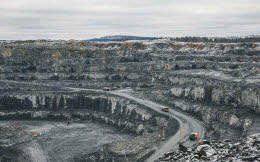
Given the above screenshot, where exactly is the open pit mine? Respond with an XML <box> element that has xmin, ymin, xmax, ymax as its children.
<box><xmin>0</xmin><ymin>39</ymin><xmax>260</xmax><ymax>162</ymax></box>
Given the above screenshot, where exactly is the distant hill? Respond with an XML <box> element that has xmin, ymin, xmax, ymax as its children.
<box><xmin>85</xmin><ymin>35</ymin><xmax>159</xmax><ymax>42</ymax></box>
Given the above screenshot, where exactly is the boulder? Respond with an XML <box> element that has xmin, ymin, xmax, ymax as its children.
<box><xmin>205</xmin><ymin>148</ymin><xmax>217</xmax><ymax>157</ymax></box>
<box><xmin>199</xmin><ymin>149</ymin><xmax>207</xmax><ymax>157</ymax></box>
<box><xmin>187</xmin><ymin>148</ymin><xmax>192</xmax><ymax>153</ymax></box>
<box><xmin>229</xmin><ymin>144</ymin><xmax>236</xmax><ymax>149</ymax></box>
<box><xmin>179</xmin><ymin>144</ymin><xmax>188</xmax><ymax>152</ymax></box>
<box><xmin>191</xmin><ymin>154</ymin><xmax>199</xmax><ymax>159</ymax></box>
<box><xmin>164</xmin><ymin>156</ymin><xmax>172</xmax><ymax>161</ymax></box>
<box><xmin>196</xmin><ymin>144</ymin><xmax>210</xmax><ymax>152</ymax></box>
<box><xmin>164</xmin><ymin>152</ymin><xmax>174</xmax><ymax>157</ymax></box>
<box><xmin>224</xmin><ymin>139</ymin><xmax>231</xmax><ymax>142</ymax></box>
<box><xmin>200</xmin><ymin>155</ymin><xmax>209</xmax><ymax>161</ymax></box>
<box><xmin>253</xmin><ymin>140</ymin><xmax>260</xmax><ymax>146</ymax></box>
<box><xmin>202</xmin><ymin>140</ymin><xmax>211</xmax><ymax>145</ymax></box>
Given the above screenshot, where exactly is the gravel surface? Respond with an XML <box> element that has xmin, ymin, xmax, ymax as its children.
<box><xmin>0</xmin><ymin>121</ymin><xmax>133</xmax><ymax>162</ymax></box>
<box><xmin>157</xmin><ymin>133</ymin><xmax>260</xmax><ymax>162</ymax></box>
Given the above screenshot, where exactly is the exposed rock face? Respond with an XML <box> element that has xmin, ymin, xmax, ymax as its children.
<box><xmin>0</xmin><ymin>39</ymin><xmax>260</xmax><ymax>161</ymax></box>
<box><xmin>0</xmin><ymin>91</ymin><xmax>178</xmax><ymax>136</ymax></box>
<box><xmin>0</xmin><ymin>90</ymin><xmax>179</xmax><ymax>161</ymax></box>
<box><xmin>156</xmin><ymin>133</ymin><xmax>260</xmax><ymax>162</ymax></box>
<box><xmin>0</xmin><ymin>40</ymin><xmax>259</xmax><ymax>132</ymax></box>
<box><xmin>148</xmin><ymin>85</ymin><xmax>258</xmax><ymax>131</ymax></box>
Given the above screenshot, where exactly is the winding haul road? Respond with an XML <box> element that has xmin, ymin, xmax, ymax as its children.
<box><xmin>0</xmin><ymin>80</ymin><xmax>205</xmax><ymax>161</ymax></box>
<box><xmin>70</xmin><ymin>88</ymin><xmax>206</xmax><ymax>162</ymax></box>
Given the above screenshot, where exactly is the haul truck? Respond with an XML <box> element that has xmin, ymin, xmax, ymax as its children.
<box><xmin>161</xmin><ymin>107</ymin><xmax>170</xmax><ymax>112</ymax></box>
<box><xmin>189</xmin><ymin>132</ymin><xmax>198</xmax><ymax>140</ymax></box>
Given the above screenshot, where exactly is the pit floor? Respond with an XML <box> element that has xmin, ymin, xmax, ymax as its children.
<box><xmin>1</xmin><ymin>121</ymin><xmax>133</xmax><ymax>162</ymax></box>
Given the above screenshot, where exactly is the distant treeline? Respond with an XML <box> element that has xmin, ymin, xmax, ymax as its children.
<box><xmin>170</xmin><ymin>36</ymin><xmax>260</xmax><ymax>43</ymax></box>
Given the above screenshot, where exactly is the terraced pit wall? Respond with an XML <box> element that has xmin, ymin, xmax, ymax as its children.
<box><xmin>0</xmin><ymin>40</ymin><xmax>260</xmax><ymax>134</ymax></box>
<box><xmin>0</xmin><ymin>90</ymin><xmax>179</xmax><ymax>161</ymax></box>
<box><xmin>0</xmin><ymin>92</ymin><xmax>178</xmax><ymax>136</ymax></box>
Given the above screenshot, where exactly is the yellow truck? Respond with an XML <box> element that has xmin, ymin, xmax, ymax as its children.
<box><xmin>189</xmin><ymin>132</ymin><xmax>198</xmax><ymax>140</ymax></box>
<box><xmin>33</xmin><ymin>132</ymin><xmax>37</xmax><ymax>137</ymax></box>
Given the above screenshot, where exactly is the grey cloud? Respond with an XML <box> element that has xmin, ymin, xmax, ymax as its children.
<box><xmin>0</xmin><ymin>0</ymin><xmax>259</xmax><ymax>40</ymax></box>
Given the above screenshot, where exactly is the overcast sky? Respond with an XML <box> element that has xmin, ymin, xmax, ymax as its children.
<box><xmin>0</xmin><ymin>0</ymin><xmax>260</xmax><ymax>40</ymax></box>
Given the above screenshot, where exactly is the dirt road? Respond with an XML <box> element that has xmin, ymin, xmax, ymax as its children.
<box><xmin>0</xmin><ymin>80</ymin><xmax>205</xmax><ymax>161</ymax></box>
<box><xmin>70</xmin><ymin>88</ymin><xmax>206</xmax><ymax>161</ymax></box>
<box><xmin>27</xmin><ymin>141</ymin><xmax>47</xmax><ymax>162</ymax></box>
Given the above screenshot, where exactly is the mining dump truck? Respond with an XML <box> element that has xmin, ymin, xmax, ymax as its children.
<box><xmin>33</xmin><ymin>132</ymin><xmax>37</xmax><ymax>137</ymax></box>
<box><xmin>103</xmin><ymin>87</ymin><xmax>117</xmax><ymax>91</ymax></box>
<box><xmin>161</xmin><ymin>107</ymin><xmax>170</xmax><ymax>112</ymax></box>
<box><xmin>189</xmin><ymin>132</ymin><xmax>198</xmax><ymax>140</ymax></box>
<box><xmin>103</xmin><ymin>87</ymin><xmax>110</xmax><ymax>91</ymax></box>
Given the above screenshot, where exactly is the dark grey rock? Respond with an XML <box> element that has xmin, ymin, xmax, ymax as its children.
<box><xmin>202</xmin><ymin>140</ymin><xmax>211</xmax><ymax>145</ymax></box>
<box><xmin>224</xmin><ymin>139</ymin><xmax>231</xmax><ymax>142</ymax></box>
<box><xmin>253</xmin><ymin>140</ymin><xmax>260</xmax><ymax>146</ymax></box>
<box><xmin>179</xmin><ymin>144</ymin><xmax>188</xmax><ymax>152</ymax></box>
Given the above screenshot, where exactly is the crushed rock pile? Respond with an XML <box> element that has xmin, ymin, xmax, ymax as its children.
<box><xmin>157</xmin><ymin>133</ymin><xmax>260</xmax><ymax>162</ymax></box>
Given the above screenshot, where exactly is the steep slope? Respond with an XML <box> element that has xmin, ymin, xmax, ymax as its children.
<box><xmin>0</xmin><ymin>39</ymin><xmax>260</xmax><ymax>161</ymax></box>
<box><xmin>0</xmin><ymin>39</ymin><xmax>259</xmax><ymax>134</ymax></box>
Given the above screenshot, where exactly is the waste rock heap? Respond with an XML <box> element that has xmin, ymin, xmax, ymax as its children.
<box><xmin>157</xmin><ymin>133</ymin><xmax>260</xmax><ymax>162</ymax></box>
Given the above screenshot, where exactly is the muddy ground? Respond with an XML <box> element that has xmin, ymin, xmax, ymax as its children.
<box><xmin>0</xmin><ymin>121</ymin><xmax>133</xmax><ymax>162</ymax></box>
